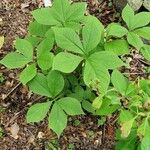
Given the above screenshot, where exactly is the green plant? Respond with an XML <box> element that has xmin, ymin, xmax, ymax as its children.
<box><xmin>0</xmin><ymin>0</ymin><xmax>150</xmax><ymax>148</ymax></box>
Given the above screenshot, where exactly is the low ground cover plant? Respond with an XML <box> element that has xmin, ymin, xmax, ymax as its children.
<box><xmin>0</xmin><ymin>0</ymin><xmax>150</xmax><ymax>149</ymax></box>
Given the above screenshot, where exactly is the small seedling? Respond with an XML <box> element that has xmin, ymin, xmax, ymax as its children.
<box><xmin>0</xmin><ymin>73</ymin><xmax>5</xmax><ymax>83</ymax></box>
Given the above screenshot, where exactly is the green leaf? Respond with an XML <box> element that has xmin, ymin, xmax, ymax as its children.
<box><xmin>104</xmin><ymin>40</ymin><xmax>129</xmax><ymax>55</ymax></box>
<box><xmin>92</xmin><ymin>96</ymin><xmax>103</xmax><ymax>109</ymax></box>
<box><xmin>125</xmin><ymin>83</ymin><xmax>137</xmax><ymax>96</ymax></box>
<box><xmin>52</xmin><ymin>0</ymin><xmax>70</xmax><ymax>22</ymax></box>
<box><xmin>28</xmin><ymin>21</ymin><xmax>50</xmax><ymax>37</ymax></box>
<box><xmin>28</xmin><ymin>73</ymin><xmax>52</xmax><ymax>97</ymax></box>
<box><xmin>106</xmin><ymin>90</ymin><xmax>121</xmax><ymax>105</ymax></box>
<box><xmin>37</xmin><ymin>37</ymin><xmax>54</xmax><ymax>56</ymax></box>
<box><xmin>15</xmin><ymin>38</ymin><xmax>33</xmax><ymax>60</ymax></box>
<box><xmin>53</xmin><ymin>52</ymin><xmax>83</xmax><ymax>73</ymax></box>
<box><xmin>139</xmin><ymin>80</ymin><xmax>150</xmax><ymax>97</ymax></box>
<box><xmin>0</xmin><ymin>52</ymin><xmax>30</xmax><ymax>69</ymax></box>
<box><xmin>68</xmin><ymin>85</ymin><xmax>84</xmax><ymax>101</ymax></box>
<box><xmin>82</xmin><ymin>16</ymin><xmax>104</xmax><ymax>53</ymax></box>
<box><xmin>138</xmin><ymin>118</ymin><xmax>150</xmax><ymax>137</ymax></box>
<box><xmin>111</xmin><ymin>70</ymin><xmax>128</xmax><ymax>95</ymax></box>
<box><xmin>37</xmin><ymin>38</ymin><xmax>54</xmax><ymax>70</ymax></box>
<box><xmin>65</xmin><ymin>21</ymin><xmax>81</xmax><ymax>32</ymax></box>
<box><xmin>131</xmin><ymin>12</ymin><xmax>150</xmax><ymax>30</ymax></box>
<box><xmin>106</xmin><ymin>23</ymin><xmax>128</xmax><ymax>38</ymax></box>
<box><xmin>48</xmin><ymin>103</ymin><xmax>67</xmax><ymax>137</ymax></box>
<box><xmin>141</xmin><ymin>137</ymin><xmax>150</xmax><ymax>150</ymax></box>
<box><xmin>47</xmin><ymin>71</ymin><xmax>64</xmax><ymax>97</ymax></box>
<box><xmin>96</xmin><ymin>98</ymin><xmax>119</xmax><ymax>115</ymax></box>
<box><xmin>115</xmin><ymin>130</ymin><xmax>137</xmax><ymax>150</ymax></box>
<box><xmin>82</xmin><ymin>100</ymin><xmax>95</xmax><ymax>114</ymax></box>
<box><xmin>66</xmin><ymin>2</ymin><xmax>86</xmax><ymax>22</ymax></box>
<box><xmin>32</xmin><ymin>8</ymin><xmax>60</xmax><ymax>25</ymax></box>
<box><xmin>134</xmin><ymin>27</ymin><xmax>150</xmax><ymax>40</ymax></box>
<box><xmin>26</xmin><ymin>36</ymin><xmax>41</xmax><ymax>47</ymax></box>
<box><xmin>26</xmin><ymin>101</ymin><xmax>52</xmax><ymax>123</ymax></box>
<box><xmin>19</xmin><ymin>64</ymin><xmax>37</xmax><ymax>85</ymax></box>
<box><xmin>122</xmin><ymin>4</ymin><xmax>134</xmax><ymax>29</ymax></box>
<box><xmin>57</xmin><ymin>97</ymin><xmax>84</xmax><ymax>115</ymax></box>
<box><xmin>127</xmin><ymin>32</ymin><xmax>143</xmax><ymax>50</ymax></box>
<box><xmin>88</xmin><ymin>51</ymin><xmax>125</xmax><ymax>69</ymax></box>
<box><xmin>53</xmin><ymin>27</ymin><xmax>83</xmax><ymax>54</ymax></box>
<box><xmin>38</xmin><ymin>52</ymin><xmax>54</xmax><ymax>70</ymax></box>
<box><xmin>84</xmin><ymin>61</ymin><xmax>110</xmax><ymax>94</ymax></box>
<box><xmin>141</xmin><ymin>45</ymin><xmax>150</xmax><ymax>62</ymax></box>
<box><xmin>119</xmin><ymin>110</ymin><xmax>134</xmax><ymax>123</ymax></box>
<box><xmin>121</xmin><ymin>118</ymin><xmax>135</xmax><ymax>138</ymax></box>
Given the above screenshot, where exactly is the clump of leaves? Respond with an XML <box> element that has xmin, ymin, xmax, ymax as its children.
<box><xmin>0</xmin><ymin>0</ymin><xmax>150</xmax><ymax>148</ymax></box>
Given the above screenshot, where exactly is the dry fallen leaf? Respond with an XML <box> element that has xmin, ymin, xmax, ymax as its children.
<box><xmin>10</xmin><ymin>123</ymin><xmax>20</xmax><ymax>139</ymax></box>
<box><xmin>37</xmin><ymin>131</ymin><xmax>44</xmax><ymax>139</ymax></box>
<box><xmin>0</xmin><ymin>36</ymin><xmax>4</xmax><ymax>49</ymax></box>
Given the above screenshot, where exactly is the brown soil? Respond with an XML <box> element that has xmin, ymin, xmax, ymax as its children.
<box><xmin>0</xmin><ymin>0</ymin><xmax>149</xmax><ymax>150</ymax></box>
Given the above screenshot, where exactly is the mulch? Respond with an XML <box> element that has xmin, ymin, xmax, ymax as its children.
<box><xmin>0</xmin><ymin>0</ymin><xmax>149</xmax><ymax>150</ymax></box>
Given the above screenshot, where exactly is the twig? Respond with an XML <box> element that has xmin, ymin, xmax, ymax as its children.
<box><xmin>34</xmin><ymin>96</ymin><xmax>46</xmax><ymax>103</ymax></box>
<box><xmin>123</xmin><ymin>72</ymin><xmax>150</xmax><ymax>75</ymax></box>
<box><xmin>3</xmin><ymin>82</ymin><xmax>21</xmax><ymax>100</ymax></box>
<box><xmin>138</xmin><ymin>59</ymin><xmax>150</xmax><ymax>66</ymax></box>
